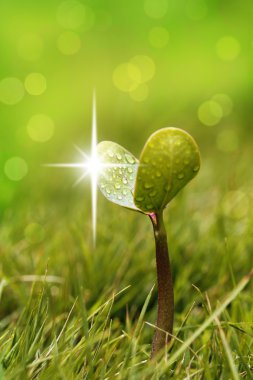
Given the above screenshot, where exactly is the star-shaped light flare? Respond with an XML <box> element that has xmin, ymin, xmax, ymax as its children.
<box><xmin>44</xmin><ymin>94</ymin><xmax>134</xmax><ymax>246</ymax></box>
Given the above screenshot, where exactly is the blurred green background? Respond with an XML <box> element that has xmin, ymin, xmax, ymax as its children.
<box><xmin>1</xmin><ymin>3</ymin><xmax>253</xmax><ymax>377</ymax></box>
<box><xmin>0</xmin><ymin>0</ymin><xmax>252</xmax><ymax>215</ymax></box>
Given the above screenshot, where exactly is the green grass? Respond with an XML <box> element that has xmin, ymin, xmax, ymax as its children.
<box><xmin>0</xmin><ymin>149</ymin><xmax>253</xmax><ymax>379</ymax></box>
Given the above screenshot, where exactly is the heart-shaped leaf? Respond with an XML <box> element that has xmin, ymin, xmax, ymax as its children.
<box><xmin>96</xmin><ymin>141</ymin><xmax>139</xmax><ymax>210</ymax></box>
<box><xmin>134</xmin><ymin>128</ymin><xmax>200</xmax><ymax>213</ymax></box>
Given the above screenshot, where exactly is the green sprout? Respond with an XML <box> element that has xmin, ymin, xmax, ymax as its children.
<box><xmin>97</xmin><ymin>127</ymin><xmax>200</xmax><ymax>357</ymax></box>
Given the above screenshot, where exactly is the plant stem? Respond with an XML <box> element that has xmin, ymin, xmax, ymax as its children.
<box><xmin>149</xmin><ymin>211</ymin><xmax>174</xmax><ymax>358</ymax></box>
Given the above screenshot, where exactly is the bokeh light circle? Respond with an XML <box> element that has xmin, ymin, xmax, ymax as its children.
<box><xmin>27</xmin><ymin>114</ymin><xmax>55</xmax><ymax>142</ymax></box>
<box><xmin>57</xmin><ymin>31</ymin><xmax>81</xmax><ymax>55</ymax></box>
<box><xmin>216</xmin><ymin>36</ymin><xmax>240</xmax><ymax>61</ymax></box>
<box><xmin>24</xmin><ymin>73</ymin><xmax>47</xmax><ymax>96</ymax></box>
<box><xmin>24</xmin><ymin>223</ymin><xmax>45</xmax><ymax>244</ymax></box>
<box><xmin>148</xmin><ymin>27</ymin><xmax>169</xmax><ymax>48</ymax></box>
<box><xmin>4</xmin><ymin>157</ymin><xmax>28</xmax><ymax>181</ymax></box>
<box><xmin>57</xmin><ymin>0</ymin><xmax>95</xmax><ymax>30</ymax></box>
<box><xmin>144</xmin><ymin>0</ymin><xmax>168</xmax><ymax>19</ymax></box>
<box><xmin>0</xmin><ymin>77</ymin><xmax>25</xmax><ymax>105</ymax></box>
<box><xmin>130</xmin><ymin>83</ymin><xmax>149</xmax><ymax>102</ymax></box>
<box><xmin>113</xmin><ymin>63</ymin><xmax>142</xmax><ymax>92</ymax></box>
<box><xmin>17</xmin><ymin>34</ymin><xmax>43</xmax><ymax>61</ymax></box>
<box><xmin>198</xmin><ymin>100</ymin><xmax>223</xmax><ymax>126</ymax></box>
<box><xmin>216</xmin><ymin>129</ymin><xmax>239</xmax><ymax>153</ymax></box>
<box><xmin>212</xmin><ymin>93</ymin><xmax>233</xmax><ymax>116</ymax></box>
<box><xmin>130</xmin><ymin>55</ymin><xmax>155</xmax><ymax>83</ymax></box>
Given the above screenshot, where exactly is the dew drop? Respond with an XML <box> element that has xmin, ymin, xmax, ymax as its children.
<box><xmin>122</xmin><ymin>188</ymin><xmax>128</xmax><ymax>195</ymax></box>
<box><xmin>156</xmin><ymin>171</ymin><xmax>161</xmax><ymax>177</ymax></box>
<box><xmin>119</xmin><ymin>169</ymin><xmax>123</xmax><ymax>175</ymax></box>
<box><xmin>117</xmin><ymin>195</ymin><xmax>123</xmax><ymax>200</ymax></box>
<box><xmin>100</xmin><ymin>183</ymin><xmax>105</xmax><ymax>189</ymax></box>
<box><xmin>177</xmin><ymin>172</ymin><xmax>184</xmax><ymax>179</ymax></box>
<box><xmin>115</xmin><ymin>183</ymin><xmax>121</xmax><ymax>189</ymax></box>
<box><xmin>144</xmin><ymin>182</ymin><xmax>153</xmax><ymax>189</ymax></box>
<box><xmin>146</xmin><ymin>204</ymin><xmax>153</xmax><ymax>210</ymax></box>
<box><xmin>149</xmin><ymin>190</ymin><xmax>157</xmax><ymax>197</ymax></box>
<box><xmin>106</xmin><ymin>186</ymin><xmax>111</xmax><ymax>194</ymax></box>
<box><xmin>136</xmin><ymin>195</ymin><xmax>144</xmax><ymax>201</ymax></box>
<box><xmin>116</xmin><ymin>153</ymin><xmax>122</xmax><ymax>160</ymax></box>
<box><xmin>184</xmin><ymin>159</ymin><xmax>190</xmax><ymax>165</ymax></box>
<box><xmin>175</xmin><ymin>140</ymin><xmax>182</xmax><ymax>146</ymax></box>
<box><xmin>127</xmin><ymin>167</ymin><xmax>133</xmax><ymax>173</ymax></box>
<box><xmin>165</xmin><ymin>184</ymin><xmax>171</xmax><ymax>191</ymax></box>
<box><xmin>108</xmin><ymin>151</ymin><xmax>114</xmax><ymax>158</ymax></box>
<box><xmin>193</xmin><ymin>165</ymin><xmax>200</xmax><ymax>172</ymax></box>
<box><xmin>125</xmin><ymin>154</ymin><xmax>135</xmax><ymax>164</ymax></box>
<box><xmin>123</xmin><ymin>178</ymin><xmax>128</xmax><ymax>184</ymax></box>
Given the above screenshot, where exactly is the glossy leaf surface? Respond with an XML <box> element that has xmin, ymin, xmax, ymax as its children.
<box><xmin>134</xmin><ymin>128</ymin><xmax>200</xmax><ymax>213</ymax></box>
<box><xmin>96</xmin><ymin>141</ymin><xmax>139</xmax><ymax>210</ymax></box>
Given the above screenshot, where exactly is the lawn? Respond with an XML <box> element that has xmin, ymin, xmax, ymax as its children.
<box><xmin>0</xmin><ymin>142</ymin><xmax>252</xmax><ymax>379</ymax></box>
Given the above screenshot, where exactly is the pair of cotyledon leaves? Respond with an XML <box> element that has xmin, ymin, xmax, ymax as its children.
<box><xmin>97</xmin><ymin>127</ymin><xmax>200</xmax><ymax>214</ymax></box>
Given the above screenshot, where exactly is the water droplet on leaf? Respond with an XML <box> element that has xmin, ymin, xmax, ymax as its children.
<box><xmin>125</xmin><ymin>154</ymin><xmax>135</xmax><ymax>164</ymax></box>
<box><xmin>149</xmin><ymin>190</ymin><xmax>157</xmax><ymax>197</ymax></box>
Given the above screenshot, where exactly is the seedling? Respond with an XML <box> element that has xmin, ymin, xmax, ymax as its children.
<box><xmin>96</xmin><ymin>127</ymin><xmax>200</xmax><ymax>357</ymax></box>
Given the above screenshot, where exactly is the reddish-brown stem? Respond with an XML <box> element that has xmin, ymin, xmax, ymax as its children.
<box><xmin>149</xmin><ymin>211</ymin><xmax>174</xmax><ymax>358</ymax></box>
